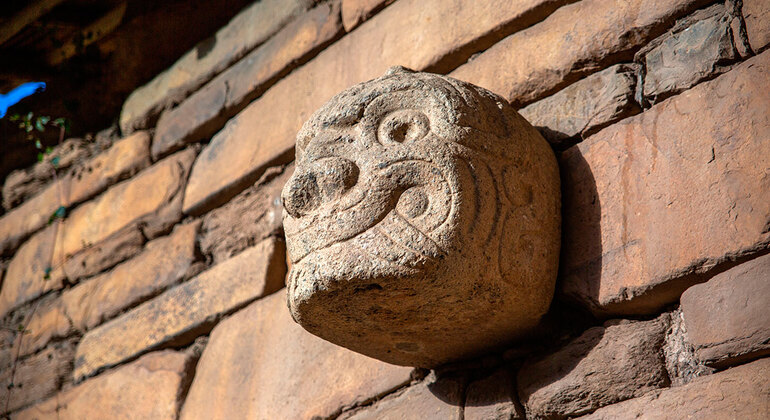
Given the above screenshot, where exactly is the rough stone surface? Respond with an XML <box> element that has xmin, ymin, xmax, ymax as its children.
<box><xmin>341</xmin><ymin>373</ymin><xmax>464</xmax><ymax>420</ymax></box>
<box><xmin>152</xmin><ymin>2</ymin><xmax>343</xmax><ymax>159</ymax></box>
<box><xmin>577</xmin><ymin>357</ymin><xmax>770</xmax><ymax>419</ymax></box>
<box><xmin>464</xmin><ymin>367</ymin><xmax>524</xmax><ymax>420</ymax></box>
<box><xmin>73</xmin><ymin>236</ymin><xmax>286</xmax><ymax>380</ymax></box>
<box><xmin>179</xmin><ymin>289</ymin><xmax>413</xmax><ymax>420</ymax></box>
<box><xmin>183</xmin><ymin>0</ymin><xmax>572</xmax><ymax>214</ymax></box>
<box><xmin>743</xmin><ymin>0</ymin><xmax>770</xmax><ymax>53</ymax></box>
<box><xmin>0</xmin><ymin>225</ymin><xmax>64</xmax><ymax>318</ymax></box>
<box><xmin>680</xmin><ymin>253</ymin><xmax>770</xmax><ymax>368</ymax></box>
<box><xmin>519</xmin><ymin>64</ymin><xmax>639</xmax><ymax>147</ymax></box>
<box><xmin>13</xmin><ymin>350</ymin><xmax>194</xmax><ymax>420</ymax></box>
<box><xmin>56</xmin><ymin>225</ymin><xmax>145</xmax><ymax>283</ymax></box>
<box><xmin>0</xmin><ymin>341</ymin><xmax>75</xmax><ymax>414</ymax></box>
<box><xmin>55</xmin><ymin>148</ymin><xmax>196</xmax><ymax>263</ymax></box>
<box><xmin>451</xmin><ymin>0</ymin><xmax>710</xmax><ymax>107</ymax></box>
<box><xmin>0</xmin><ymin>132</ymin><xmax>149</xmax><ymax>257</ymax></box>
<box><xmin>663</xmin><ymin>309</ymin><xmax>713</xmax><ymax>386</ymax></box>
<box><xmin>12</xmin><ymin>297</ymin><xmax>72</xmax><ymax>359</ymax></box>
<box><xmin>119</xmin><ymin>0</ymin><xmax>313</xmax><ymax>134</ymax></box>
<box><xmin>341</xmin><ymin>0</ymin><xmax>395</xmax><ymax>32</ymax></box>
<box><xmin>641</xmin><ymin>6</ymin><xmax>739</xmax><ymax>104</ymax></box>
<box><xmin>283</xmin><ymin>68</ymin><xmax>560</xmax><ymax>367</ymax></box>
<box><xmin>518</xmin><ymin>317</ymin><xmax>670</xmax><ymax>419</ymax></box>
<box><xmin>559</xmin><ymin>51</ymin><xmax>770</xmax><ymax>316</ymax></box>
<box><xmin>200</xmin><ymin>164</ymin><xmax>292</xmax><ymax>264</ymax></box>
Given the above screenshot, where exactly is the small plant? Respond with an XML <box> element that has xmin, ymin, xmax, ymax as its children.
<box><xmin>9</xmin><ymin>112</ymin><xmax>70</xmax><ymax>164</ymax></box>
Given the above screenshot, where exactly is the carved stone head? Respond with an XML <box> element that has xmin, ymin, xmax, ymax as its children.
<box><xmin>282</xmin><ymin>67</ymin><xmax>560</xmax><ymax>367</ymax></box>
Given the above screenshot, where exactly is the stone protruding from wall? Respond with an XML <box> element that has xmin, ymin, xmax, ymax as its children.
<box><xmin>560</xmin><ymin>51</ymin><xmax>770</xmax><ymax>316</ymax></box>
<box><xmin>518</xmin><ymin>316</ymin><xmax>669</xmax><ymax>418</ymax></box>
<box><xmin>13</xmin><ymin>350</ymin><xmax>196</xmax><ymax>420</ymax></box>
<box><xmin>577</xmin><ymin>358</ymin><xmax>770</xmax><ymax>419</ymax></box>
<box><xmin>119</xmin><ymin>0</ymin><xmax>315</xmax><ymax>134</ymax></box>
<box><xmin>743</xmin><ymin>0</ymin><xmax>770</xmax><ymax>53</ymax></box>
<box><xmin>179</xmin><ymin>290</ymin><xmax>413</xmax><ymax>420</ymax></box>
<box><xmin>73</xmin><ymin>236</ymin><xmax>286</xmax><ymax>381</ymax></box>
<box><xmin>283</xmin><ymin>68</ymin><xmax>560</xmax><ymax>367</ymax></box>
<box><xmin>680</xmin><ymin>253</ymin><xmax>770</xmax><ymax>368</ymax></box>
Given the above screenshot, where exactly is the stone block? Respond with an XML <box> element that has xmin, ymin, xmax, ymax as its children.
<box><xmin>73</xmin><ymin>236</ymin><xmax>286</xmax><ymax>380</ymax></box>
<box><xmin>519</xmin><ymin>63</ymin><xmax>639</xmax><ymax>147</ymax></box>
<box><xmin>13</xmin><ymin>298</ymin><xmax>71</xmax><ymax>359</ymax></box>
<box><xmin>119</xmin><ymin>0</ymin><xmax>314</xmax><ymax>133</ymax></box>
<box><xmin>451</xmin><ymin>0</ymin><xmax>710</xmax><ymax>107</ymax></box>
<box><xmin>559</xmin><ymin>51</ymin><xmax>770</xmax><ymax>316</ymax></box>
<box><xmin>641</xmin><ymin>8</ymin><xmax>739</xmax><ymax>103</ymax></box>
<box><xmin>680</xmin><ymin>253</ymin><xmax>770</xmax><ymax>368</ymax></box>
<box><xmin>577</xmin><ymin>358</ymin><xmax>770</xmax><ymax>419</ymax></box>
<box><xmin>200</xmin><ymin>164</ymin><xmax>292</xmax><ymax>264</ymax></box>
<box><xmin>743</xmin><ymin>0</ymin><xmax>770</xmax><ymax>53</ymax></box>
<box><xmin>340</xmin><ymin>373</ymin><xmax>464</xmax><ymax>420</ymax></box>
<box><xmin>464</xmin><ymin>367</ymin><xmax>524</xmax><ymax>420</ymax></box>
<box><xmin>518</xmin><ymin>317</ymin><xmax>669</xmax><ymax>419</ymax></box>
<box><xmin>341</xmin><ymin>0</ymin><xmax>395</xmax><ymax>31</ymax></box>
<box><xmin>54</xmin><ymin>148</ymin><xmax>196</xmax><ymax>263</ymax></box>
<box><xmin>179</xmin><ymin>290</ymin><xmax>413</xmax><ymax>420</ymax></box>
<box><xmin>152</xmin><ymin>2</ymin><xmax>343</xmax><ymax>159</ymax></box>
<box><xmin>0</xmin><ymin>341</ymin><xmax>74</xmax><ymax>414</ymax></box>
<box><xmin>0</xmin><ymin>132</ymin><xmax>149</xmax><ymax>257</ymax></box>
<box><xmin>182</xmin><ymin>0</ymin><xmax>572</xmax><ymax>214</ymax></box>
<box><xmin>13</xmin><ymin>350</ymin><xmax>194</xmax><ymax>420</ymax></box>
<box><xmin>56</xmin><ymin>225</ymin><xmax>145</xmax><ymax>283</ymax></box>
<box><xmin>282</xmin><ymin>69</ymin><xmax>560</xmax><ymax>367</ymax></box>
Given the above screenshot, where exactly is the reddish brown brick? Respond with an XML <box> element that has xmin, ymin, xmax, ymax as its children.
<box><xmin>559</xmin><ymin>51</ymin><xmax>770</xmax><ymax>316</ymax></box>
<box><xmin>179</xmin><ymin>289</ymin><xmax>412</xmax><ymax>420</ymax></box>
<box><xmin>183</xmin><ymin>0</ymin><xmax>573</xmax><ymax>214</ymax></box>
<box><xmin>13</xmin><ymin>350</ymin><xmax>194</xmax><ymax>420</ymax></box>
<box><xmin>577</xmin><ymin>358</ymin><xmax>770</xmax><ymax>419</ymax></box>
<box><xmin>341</xmin><ymin>0</ymin><xmax>395</xmax><ymax>32</ymax></box>
<box><xmin>680</xmin><ymin>253</ymin><xmax>770</xmax><ymax>368</ymax></box>
<box><xmin>73</xmin><ymin>236</ymin><xmax>285</xmax><ymax>380</ymax></box>
<box><xmin>152</xmin><ymin>2</ymin><xmax>343</xmax><ymax>160</ymax></box>
<box><xmin>743</xmin><ymin>0</ymin><xmax>770</xmax><ymax>53</ymax></box>
<box><xmin>451</xmin><ymin>0</ymin><xmax>710</xmax><ymax>107</ymax></box>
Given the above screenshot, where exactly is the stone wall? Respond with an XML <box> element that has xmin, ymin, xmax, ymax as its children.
<box><xmin>1</xmin><ymin>0</ymin><xmax>768</xmax><ymax>418</ymax></box>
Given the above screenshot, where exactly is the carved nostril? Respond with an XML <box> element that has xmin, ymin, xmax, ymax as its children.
<box><xmin>283</xmin><ymin>157</ymin><xmax>359</xmax><ymax>218</ymax></box>
<box><xmin>283</xmin><ymin>172</ymin><xmax>321</xmax><ymax>218</ymax></box>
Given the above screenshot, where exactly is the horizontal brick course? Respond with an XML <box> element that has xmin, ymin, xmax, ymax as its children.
<box><xmin>559</xmin><ymin>51</ymin><xmax>770</xmax><ymax>316</ymax></box>
<box><xmin>450</xmin><ymin>0</ymin><xmax>710</xmax><ymax>107</ymax></box>
<box><xmin>152</xmin><ymin>2</ymin><xmax>344</xmax><ymax>160</ymax></box>
<box><xmin>341</xmin><ymin>0</ymin><xmax>395</xmax><ymax>32</ymax></box>
<box><xmin>182</xmin><ymin>0</ymin><xmax>574</xmax><ymax>214</ymax></box>
<box><xmin>13</xmin><ymin>350</ymin><xmax>194</xmax><ymax>420</ymax></box>
<box><xmin>119</xmin><ymin>0</ymin><xmax>314</xmax><ymax>133</ymax></box>
<box><xmin>73</xmin><ymin>236</ymin><xmax>286</xmax><ymax>381</ymax></box>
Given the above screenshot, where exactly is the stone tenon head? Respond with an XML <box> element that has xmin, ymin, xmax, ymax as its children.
<box><xmin>282</xmin><ymin>67</ymin><xmax>560</xmax><ymax>367</ymax></box>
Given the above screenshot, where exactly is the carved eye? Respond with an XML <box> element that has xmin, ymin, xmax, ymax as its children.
<box><xmin>377</xmin><ymin>109</ymin><xmax>430</xmax><ymax>144</ymax></box>
<box><xmin>396</xmin><ymin>187</ymin><xmax>429</xmax><ymax>219</ymax></box>
<box><xmin>283</xmin><ymin>157</ymin><xmax>359</xmax><ymax>218</ymax></box>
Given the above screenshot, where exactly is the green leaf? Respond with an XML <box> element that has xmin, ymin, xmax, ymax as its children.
<box><xmin>35</xmin><ymin>119</ymin><xmax>45</xmax><ymax>132</ymax></box>
<box><xmin>35</xmin><ymin>139</ymin><xmax>42</xmax><ymax>149</ymax></box>
<box><xmin>9</xmin><ymin>114</ymin><xmax>19</xmax><ymax>121</ymax></box>
<box><xmin>45</xmin><ymin>146</ymin><xmax>53</xmax><ymax>154</ymax></box>
<box><xmin>25</xmin><ymin>123</ymin><xmax>34</xmax><ymax>133</ymax></box>
<box><xmin>38</xmin><ymin>116</ymin><xmax>50</xmax><ymax>125</ymax></box>
<box><xmin>51</xmin><ymin>156</ymin><xmax>60</xmax><ymax>167</ymax></box>
<box><xmin>37</xmin><ymin>152</ymin><xmax>45</xmax><ymax>162</ymax></box>
<box><xmin>26</xmin><ymin>111</ymin><xmax>33</xmax><ymax>121</ymax></box>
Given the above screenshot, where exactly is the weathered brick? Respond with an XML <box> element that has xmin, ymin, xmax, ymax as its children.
<box><xmin>0</xmin><ymin>225</ymin><xmax>64</xmax><ymax>318</ymax></box>
<box><xmin>182</xmin><ymin>0</ymin><xmax>573</xmax><ymax>214</ymax></box>
<box><xmin>0</xmin><ymin>341</ymin><xmax>74</xmax><ymax>414</ymax></box>
<box><xmin>0</xmin><ymin>132</ymin><xmax>150</xmax><ymax>256</ymax></box>
<box><xmin>743</xmin><ymin>0</ymin><xmax>770</xmax><ymax>53</ymax></box>
<box><xmin>519</xmin><ymin>64</ymin><xmax>639</xmax><ymax>147</ymax></box>
<box><xmin>200</xmin><ymin>164</ymin><xmax>292</xmax><ymax>263</ymax></box>
<box><xmin>13</xmin><ymin>350</ymin><xmax>194</xmax><ymax>420</ymax></box>
<box><xmin>56</xmin><ymin>225</ymin><xmax>145</xmax><ymax>283</ymax></box>
<box><xmin>341</xmin><ymin>373</ymin><xmax>464</xmax><ymax>420</ymax></box>
<box><xmin>179</xmin><ymin>289</ymin><xmax>412</xmax><ymax>420</ymax></box>
<box><xmin>577</xmin><ymin>358</ymin><xmax>770</xmax><ymax>419</ymax></box>
<box><xmin>341</xmin><ymin>0</ymin><xmax>395</xmax><ymax>32</ymax></box>
<box><xmin>73</xmin><ymin>236</ymin><xmax>285</xmax><ymax>380</ymax></box>
<box><xmin>465</xmin><ymin>367</ymin><xmax>524</xmax><ymax>420</ymax></box>
<box><xmin>152</xmin><ymin>3</ymin><xmax>343</xmax><ymax>160</ymax></box>
<box><xmin>680</xmin><ymin>253</ymin><xmax>770</xmax><ymax>368</ymax></box>
<box><xmin>13</xmin><ymin>222</ymin><xmax>201</xmax><ymax>358</ymax></box>
<box><xmin>451</xmin><ymin>0</ymin><xmax>710</xmax><ymax>107</ymax></box>
<box><xmin>559</xmin><ymin>51</ymin><xmax>770</xmax><ymax>316</ymax></box>
<box><xmin>641</xmin><ymin>5</ymin><xmax>739</xmax><ymax>104</ymax></box>
<box><xmin>54</xmin><ymin>148</ymin><xmax>196</xmax><ymax>263</ymax></box>
<box><xmin>518</xmin><ymin>317</ymin><xmax>669</xmax><ymax>419</ymax></box>
<box><xmin>119</xmin><ymin>0</ymin><xmax>314</xmax><ymax>133</ymax></box>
